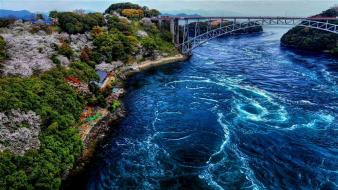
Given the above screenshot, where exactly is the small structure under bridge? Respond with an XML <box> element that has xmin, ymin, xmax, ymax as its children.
<box><xmin>156</xmin><ymin>16</ymin><xmax>338</xmax><ymax>54</ymax></box>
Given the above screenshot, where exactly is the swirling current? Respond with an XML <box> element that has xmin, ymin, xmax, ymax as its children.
<box><xmin>87</xmin><ymin>27</ymin><xmax>338</xmax><ymax>190</ymax></box>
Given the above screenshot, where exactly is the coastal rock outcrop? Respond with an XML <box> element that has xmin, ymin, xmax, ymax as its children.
<box><xmin>95</xmin><ymin>61</ymin><xmax>123</xmax><ymax>72</ymax></box>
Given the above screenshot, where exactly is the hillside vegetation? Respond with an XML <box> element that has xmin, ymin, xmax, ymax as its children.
<box><xmin>0</xmin><ymin>3</ymin><xmax>177</xmax><ymax>189</ymax></box>
<box><xmin>281</xmin><ymin>7</ymin><xmax>338</xmax><ymax>56</ymax></box>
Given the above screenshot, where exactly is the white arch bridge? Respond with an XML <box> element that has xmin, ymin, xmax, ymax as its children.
<box><xmin>157</xmin><ymin>16</ymin><xmax>338</xmax><ymax>54</ymax></box>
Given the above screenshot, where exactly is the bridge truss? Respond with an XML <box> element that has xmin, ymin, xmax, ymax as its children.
<box><xmin>163</xmin><ymin>17</ymin><xmax>338</xmax><ymax>54</ymax></box>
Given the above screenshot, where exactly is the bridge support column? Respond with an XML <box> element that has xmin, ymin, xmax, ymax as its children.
<box><xmin>170</xmin><ymin>19</ymin><xmax>179</xmax><ymax>45</ymax></box>
<box><xmin>170</xmin><ymin>19</ymin><xmax>175</xmax><ymax>44</ymax></box>
<box><xmin>158</xmin><ymin>19</ymin><xmax>162</xmax><ymax>29</ymax></box>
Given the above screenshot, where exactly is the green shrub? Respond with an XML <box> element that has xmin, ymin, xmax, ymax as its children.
<box><xmin>105</xmin><ymin>2</ymin><xmax>143</xmax><ymax>14</ymax></box>
<box><xmin>106</xmin><ymin>15</ymin><xmax>132</xmax><ymax>35</ymax></box>
<box><xmin>127</xmin><ymin>35</ymin><xmax>140</xmax><ymax>55</ymax></box>
<box><xmin>0</xmin><ymin>67</ymin><xmax>85</xmax><ymax>189</ymax></box>
<box><xmin>0</xmin><ymin>18</ymin><xmax>15</xmax><ymax>28</ymax></box>
<box><xmin>58</xmin><ymin>42</ymin><xmax>74</xmax><ymax>58</ymax></box>
<box><xmin>93</xmin><ymin>31</ymin><xmax>133</xmax><ymax>62</ymax></box>
<box><xmin>80</xmin><ymin>45</ymin><xmax>92</xmax><ymax>63</ymax></box>
<box><xmin>66</xmin><ymin>61</ymin><xmax>99</xmax><ymax>82</ymax></box>
<box><xmin>0</xmin><ymin>36</ymin><xmax>7</xmax><ymax>62</ymax></box>
<box><xmin>109</xmin><ymin>100</ymin><xmax>121</xmax><ymax>112</ymax></box>
<box><xmin>141</xmin><ymin>37</ymin><xmax>157</xmax><ymax>57</ymax></box>
<box><xmin>53</xmin><ymin>11</ymin><xmax>104</xmax><ymax>34</ymax></box>
<box><xmin>105</xmin><ymin>3</ymin><xmax>160</xmax><ymax>18</ymax></box>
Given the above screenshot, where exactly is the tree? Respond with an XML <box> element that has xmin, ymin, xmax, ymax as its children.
<box><xmin>0</xmin><ymin>66</ymin><xmax>86</xmax><ymax>189</ymax></box>
<box><xmin>141</xmin><ymin>37</ymin><xmax>157</xmax><ymax>57</ymax></box>
<box><xmin>0</xmin><ymin>35</ymin><xmax>7</xmax><ymax>62</ymax></box>
<box><xmin>109</xmin><ymin>100</ymin><xmax>121</xmax><ymax>112</ymax></box>
<box><xmin>321</xmin><ymin>8</ymin><xmax>337</xmax><ymax>17</ymax></box>
<box><xmin>58</xmin><ymin>42</ymin><xmax>74</xmax><ymax>59</ymax></box>
<box><xmin>105</xmin><ymin>3</ymin><xmax>160</xmax><ymax>18</ymax></box>
<box><xmin>105</xmin><ymin>2</ymin><xmax>143</xmax><ymax>14</ymax></box>
<box><xmin>54</xmin><ymin>12</ymin><xmax>104</xmax><ymax>34</ymax></box>
<box><xmin>121</xmin><ymin>9</ymin><xmax>144</xmax><ymax>18</ymax></box>
<box><xmin>80</xmin><ymin>45</ymin><xmax>92</xmax><ymax>63</ymax></box>
<box><xmin>49</xmin><ymin>10</ymin><xmax>58</xmax><ymax>19</ymax></box>
<box><xmin>106</xmin><ymin>15</ymin><xmax>132</xmax><ymax>35</ymax></box>
<box><xmin>145</xmin><ymin>9</ymin><xmax>160</xmax><ymax>17</ymax></box>
<box><xmin>35</xmin><ymin>13</ymin><xmax>44</xmax><ymax>20</ymax></box>
<box><xmin>91</xmin><ymin>26</ymin><xmax>105</xmax><ymax>38</ymax></box>
<box><xmin>93</xmin><ymin>31</ymin><xmax>133</xmax><ymax>62</ymax></box>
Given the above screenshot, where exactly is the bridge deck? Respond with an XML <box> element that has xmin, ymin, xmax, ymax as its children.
<box><xmin>159</xmin><ymin>16</ymin><xmax>337</xmax><ymax>20</ymax></box>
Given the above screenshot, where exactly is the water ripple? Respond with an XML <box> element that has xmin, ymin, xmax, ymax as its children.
<box><xmin>87</xmin><ymin>27</ymin><xmax>338</xmax><ymax>190</ymax></box>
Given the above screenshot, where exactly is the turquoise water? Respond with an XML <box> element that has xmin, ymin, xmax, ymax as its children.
<box><xmin>87</xmin><ymin>27</ymin><xmax>338</xmax><ymax>190</ymax></box>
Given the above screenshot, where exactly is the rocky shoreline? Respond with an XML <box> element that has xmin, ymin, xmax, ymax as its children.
<box><xmin>61</xmin><ymin>54</ymin><xmax>188</xmax><ymax>188</ymax></box>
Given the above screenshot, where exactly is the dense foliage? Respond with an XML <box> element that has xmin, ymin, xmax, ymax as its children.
<box><xmin>0</xmin><ymin>18</ymin><xmax>15</xmax><ymax>28</ymax></box>
<box><xmin>121</xmin><ymin>9</ymin><xmax>144</xmax><ymax>18</ymax></box>
<box><xmin>281</xmin><ymin>26</ymin><xmax>338</xmax><ymax>54</ymax></box>
<box><xmin>315</xmin><ymin>7</ymin><xmax>338</xmax><ymax>22</ymax></box>
<box><xmin>0</xmin><ymin>36</ymin><xmax>7</xmax><ymax>63</ymax></box>
<box><xmin>109</xmin><ymin>100</ymin><xmax>122</xmax><ymax>112</ymax></box>
<box><xmin>58</xmin><ymin>41</ymin><xmax>74</xmax><ymax>59</ymax></box>
<box><xmin>0</xmin><ymin>2</ymin><xmax>178</xmax><ymax>189</ymax></box>
<box><xmin>50</xmin><ymin>11</ymin><xmax>105</xmax><ymax>34</ymax></box>
<box><xmin>281</xmin><ymin>7</ymin><xmax>338</xmax><ymax>55</ymax></box>
<box><xmin>105</xmin><ymin>2</ymin><xmax>160</xmax><ymax>18</ymax></box>
<box><xmin>106</xmin><ymin>15</ymin><xmax>133</xmax><ymax>35</ymax></box>
<box><xmin>105</xmin><ymin>2</ymin><xmax>143</xmax><ymax>13</ymax></box>
<box><xmin>0</xmin><ymin>62</ymin><xmax>98</xmax><ymax>189</ymax></box>
<box><xmin>92</xmin><ymin>30</ymin><xmax>134</xmax><ymax>62</ymax></box>
<box><xmin>91</xmin><ymin>15</ymin><xmax>177</xmax><ymax>63</ymax></box>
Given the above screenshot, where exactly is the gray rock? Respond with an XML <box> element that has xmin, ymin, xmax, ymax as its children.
<box><xmin>36</xmin><ymin>30</ymin><xmax>47</xmax><ymax>36</ymax></box>
<box><xmin>35</xmin><ymin>19</ymin><xmax>45</xmax><ymax>25</ymax></box>
<box><xmin>95</xmin><ymin>61</ymin><xmax>124</xmax><ymax>72</ymax></box>
<box><xmin>140</xmin><ymin>18</ymin><xmax>154</xmax><ymax>27</ymax></box>
<box><xmin>118</xmin><ymin>16</ymin><xmax>131</xmax><ymax>23</ymax></box>
<box><xmin>56</xmin><ymin>55</ymin><xmax>70</xmax><ymax>66</ymax></box>
<box><xmin>14</xmin><ymin>19</ymin><xmax>23</xmax><ymax>25</ymax></box>
<box><xmin>137</xmin><ymin>30</ymin><xmax>148</xmax><ymax>38</ymax></box>
<box><xmin>70</xmin><ymin>33</ymin><xmax>92</xmax><ymax>53</ymax></box>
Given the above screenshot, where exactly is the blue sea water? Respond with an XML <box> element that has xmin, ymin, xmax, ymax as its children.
<box><xmin>87</xmin><ymin>27</ymin><xmax>338</xmax><ymax>190</ymax></box>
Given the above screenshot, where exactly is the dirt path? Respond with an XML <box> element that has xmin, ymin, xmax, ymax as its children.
<box><xmin>78</xmin><ymin>54</ymin><xmax>187</xmax><ymax>142</ymax></box>
<box><xmin>134</xmin><ymin>54</ymin><xmax>187</xmax><ymax>71</ymax></box>
<box><xmin>79</xmin><ymin>108</ymin><xmax>108</xmax><ymax>141</ymax></box>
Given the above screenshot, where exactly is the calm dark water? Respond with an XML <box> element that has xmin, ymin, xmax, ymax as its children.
<box><xmin>87</xmin><ymin>27</ymin><xmax>338</xmax><ymax>190</ymax></box>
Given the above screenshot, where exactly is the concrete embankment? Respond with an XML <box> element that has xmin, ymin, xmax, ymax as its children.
<box><xmin>122</xmin><ymin>54</ymin><xmax>189</xmax><ymax>76</ymax></box>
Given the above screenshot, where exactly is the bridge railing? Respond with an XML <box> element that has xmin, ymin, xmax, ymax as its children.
<box><xmin>298</xmin><ymin>20</ymin><xmax>338</xmax><ymax>33</ymax></box>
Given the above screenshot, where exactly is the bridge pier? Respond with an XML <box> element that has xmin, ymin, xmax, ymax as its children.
<box><xmin>170</xmin><ymin>18</ymin><xmax>180</xmax><ymax>45</ymax></box>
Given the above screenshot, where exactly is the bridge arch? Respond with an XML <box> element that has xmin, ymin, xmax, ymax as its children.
<box><xmin>163</xmin><ymin>17</ymin><xmax>338</xmax><ymax>54</ymax></box>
